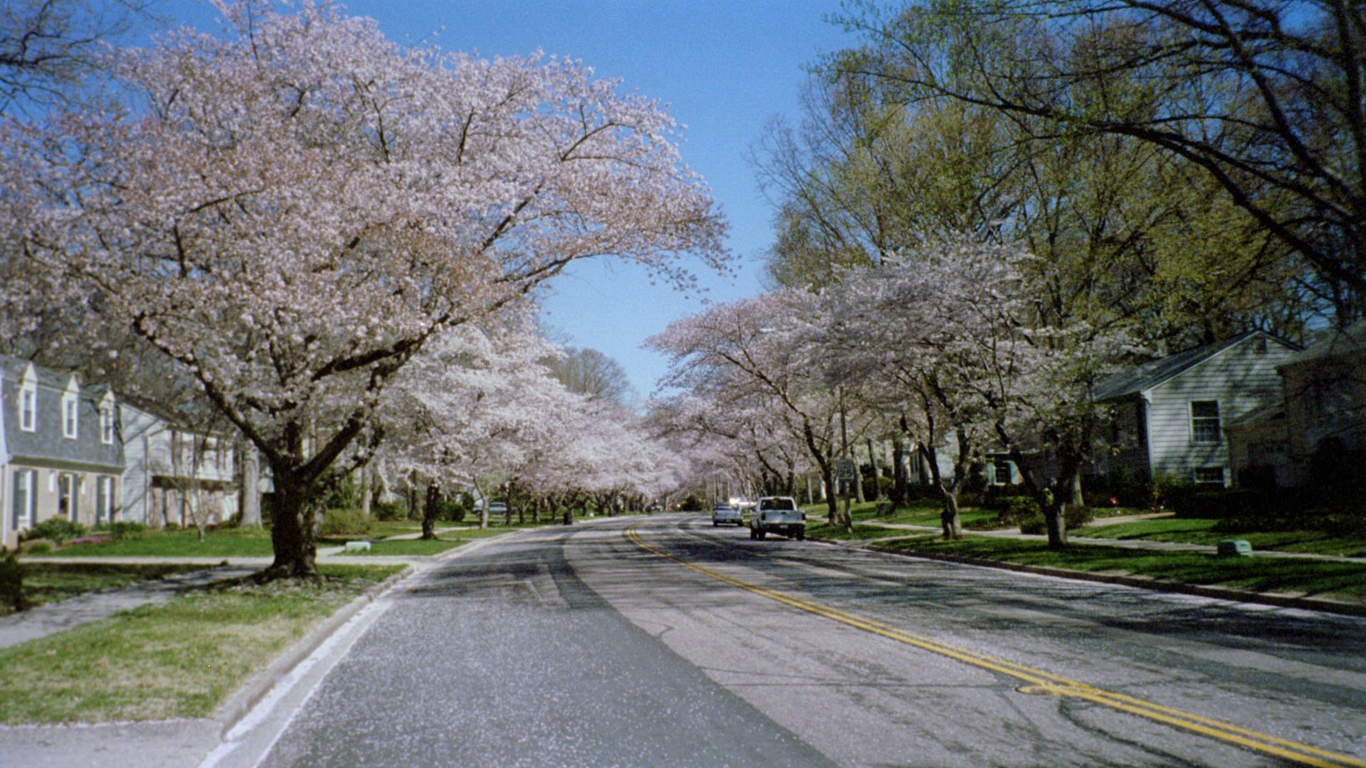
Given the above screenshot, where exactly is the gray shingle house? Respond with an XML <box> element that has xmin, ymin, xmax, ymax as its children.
<box><xmin>1</xmin><ymin>356</ymin><xmax>124</xmax><ymax>548</ymax></box>
<box><xmin>1095</xmin><ymin>331</ymin><xmax>1302</xmax><ymax>488</ymax></box>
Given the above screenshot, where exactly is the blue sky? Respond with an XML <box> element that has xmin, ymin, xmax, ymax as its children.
<box><xmin>166</xmin><ymin>0</ymin><xmax>856</xmax><ymax>400</ymax></box>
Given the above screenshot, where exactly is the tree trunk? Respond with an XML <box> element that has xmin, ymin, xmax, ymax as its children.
<box><xmin>263</xmin><ymin>478</ymin><xmax>319</xmax><ymax>580</ymax></box>
<box><xmin>239</xmin><ymin>443</ymin><xmax>262</xmax><ymax>527</ymax></box>
<box><xmin>824</xmin><ymin>466</ymin><xmax>839</xmax><ymax>525</ymax></box>
<box><xmin>360</xmin><ymin>468</ymin><xmax>372</xmax><ymax>521</ymax></box>
<box><xmin>562</xmin><ymin>506</ymin><xmax>574</xmax><ymax>525</ymax></box>
<box><xmin>421</xmin><ymin>480</ymin><xmax>440</xmax><ymax>540</ymax></box>
<box><xmin>1044</xmin><ymin>502</ymin><xmax>1068</xmax><ymax>548</ymax></box>
<box><xmin>922</xmin><ymin>443</ymin><xmax>963</xmax><ymax>540</ymax></box>
<box><xmin>891</xmin><ymin>438</ymin><xmax>907</xmax><ymax>509</ymax></box>
<box><xmin>940</xmin><ymin>491</ymin><xmax>963</xmax><ymax>539</ymax></box>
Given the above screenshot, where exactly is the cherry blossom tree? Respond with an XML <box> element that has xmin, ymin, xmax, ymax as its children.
<box><xmin>372</xmin><ymin>315</ymin><xmax>572</xmax><ymax>536</ymax></box>
<box><xmin>0</xmin><ymin>1</ymin><xmax>726</xmax><ymax>577</ymax></box>
<box><xmin>822</xmin><ymin>240</ymin><xmax>1029</xmax><ymax>537</ymax></box>
<box><xmin>824</xmin><ymin>236</ymin><xmax>1134</xmax><ymax>547</ymax></box>
<box><xmin>648</xmin><ymin>289</ymin><xmax>856</xmax><ymax>526</ymax></box>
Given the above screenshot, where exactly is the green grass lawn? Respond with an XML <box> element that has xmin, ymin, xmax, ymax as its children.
<box><xmin>347</xmin><ymin>537</ymin><xmax>469</xmax><ymax>556</ymax></box>
<box><xmin>875</xmin><ymin>536</ymin><xmax>1366</xmax><ymax>602</ymax></box>
<box><xmin>42</xmin><ymin>527</ymin><xmax>276</xmax><ymax>558</ymax></box>
<box><xmin>1</xmin><ymin>563</ymin><xmax>213</xmax><ymax>617</ymax></box>
<box><xmin>0</xmin><ymin>564</ymin><xmax>403</xmax><ymax>724</ymax></box>
<box><xmin>1079</xmin><ymin>518</ymin><xmax>1366</xmax><ymax>557</ymax></box>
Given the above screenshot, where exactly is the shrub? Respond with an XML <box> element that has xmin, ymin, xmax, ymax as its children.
<box><xmin>323</xmin><ymin>474</ymin><xmax>366</xmax><ymax>511</ymax></box>
<box><xmin>24</xmin><ymin>540</ymin><xmax>52</xmax><ymax>555</ymax></box>
<box><xmin>372</xmin><ymin>498</ymin><xmax>406</xmax><ymax>522</ymax></box>
<box><xmin>1018</xmin><ymin>506</ymin><xmax>1091</xmax><ymax>534</ymax></box>
<box><xmin>0</xmin><ymin>549</ymin><xmax>24</xmax><ymax>613</ymax></box>
<box><xmin>1152</xmin><ymin>477</ymin><xmax>1201</xmax><ymax>516</ymax></box>
<box><xmin>20</xmin><ymin>518</ymin><xmax>87</xmax><ymax>544</ymax></box>
<box><xmin>992</xmin><ymin>495</ymin><xmax>1039</xmax><ymax>524</ymax></box>
<box><xmin>320</xmin><ymin>508</ymin><xmax>371</xmax><ymax>537</ymax></box>
<box><xmin>1064</xmin><ymin>502</ymin><xmax>1094</xmax><ymax>529</ymax></box>
<box><xmin>436</xmin><ymin>497</ymin><xmax>467</xmax><ymax>522</ymax></box>
<box><xmin>97</xmin><ymin>521</ymin><xmax>148</xmax><ymax>539</ymax></box>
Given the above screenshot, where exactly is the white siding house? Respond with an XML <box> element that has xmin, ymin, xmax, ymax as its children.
<box><xmin>120</xmin><ymin>403</ymin><xmax>239</xmax><ymax>528</ymax></box>
<box><xmin>1096</xmin><ymin>331</ymin><xmax>1301</xmax><ymax>487</ymax></box>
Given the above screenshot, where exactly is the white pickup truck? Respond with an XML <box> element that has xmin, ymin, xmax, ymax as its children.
<box><xmin>748</xmin><ymin>496</ymin><xmax>806</xmax><ymax>541</ymax></box>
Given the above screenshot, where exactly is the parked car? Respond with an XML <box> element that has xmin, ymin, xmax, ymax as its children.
<box><xmin>711</xmin><ymin>503</ymin><xmax>743</xmax><ymax>527</ymax></box>
<box><xmin>749</xmin><ymin>496</ymin><xmax>805</xmax><ymax>540</ymax></box>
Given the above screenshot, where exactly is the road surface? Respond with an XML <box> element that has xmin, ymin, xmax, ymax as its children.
<box><xmin>208</xmin><ymin>514</ymin><xmax>1366</xmax><ymax>768</ymax></box>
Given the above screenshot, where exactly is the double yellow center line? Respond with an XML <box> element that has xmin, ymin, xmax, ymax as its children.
<box><xmin>626</xmin><ymin>524</ymin><xmax>1365</xmax><ymax>768</ymax></box>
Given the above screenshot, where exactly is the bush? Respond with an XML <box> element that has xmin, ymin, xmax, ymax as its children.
<box><xmin>320</xmin><ymin>508</ymin><xmax>371</xmax><ymax>537</ymax></box>
<box><xmin>1065</xmin><ymin>502</ymin><xmax>1094</xmax><ymax>529</ymax></box>
<box><xmin>96</xmin><ymin>521</ymin><xmax>148</xmax><ymax>539</ymax></box>
<box><xmin>434</xmin><ymin>496</ymin><xmax>468</xmax><ymax>522</ymax></box>
<box><xmin>1018</xmin><ymin>505</ymin><xmax>1092</xmax><ymax>535</ymax></box>
<box><xmin>323</xmin><ymin>474</ymin><xmax>366</xmax><ymax>511</ymax></box>
<box><xmin>23</xmin><ymin>540</ymin><xmax>52</xmax><ymax>555</ymax></box>
<box><xmin>0</xmin><ymin>548</ymin><xmax>24</xmax><ymax>612</ymax></box>
<box><xmin>20</xmin><ymin>518</ymin><xmax>87</xmax><ymax>544</ymax></box>
<box><xmin>992</xmin><ymin>495</ymin><xmax>1039</xmax><ymax>524</ymax></box>
<box><xmin>372</xmin><ymin>498</ymin><xmax>406</xmax><ymax>522</ymax></box>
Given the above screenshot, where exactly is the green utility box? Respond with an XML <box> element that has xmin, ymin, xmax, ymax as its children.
<box><xmin>1217</xmin><ymin>539</ymin><xmax>1253</xmax><ymax>557</ymax></box>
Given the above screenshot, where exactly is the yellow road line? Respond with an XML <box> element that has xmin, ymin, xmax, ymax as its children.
<box><xmin>626</xmin><ymin>524</ymin><xmax>1366</xmax><ymax>768</ymax></box>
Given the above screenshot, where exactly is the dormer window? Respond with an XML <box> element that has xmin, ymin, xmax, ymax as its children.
<box><xmin>19</xmin><ymin>380</ymin><xmax>36</xmax><ymax>431</ymax></box>
<box><xmin>99</xmin><ymin>394</ymin><xmax>115</xmax><ymax>445</ymax></box>
<box><xmin>62</xmin><ymin>377</ymin><xmax>79</xmax><ymax>439</ymax></box>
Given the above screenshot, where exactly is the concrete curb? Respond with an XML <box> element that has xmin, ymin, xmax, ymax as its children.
<box><xmin>813</xmin><ymin>537</ymin><xmax>1366</xmax><ymax>619</ymax></box>
<box><xmin>211</xmin><ymin>563</ymin><xmax>415</xmax><ymax>736</ymax></box>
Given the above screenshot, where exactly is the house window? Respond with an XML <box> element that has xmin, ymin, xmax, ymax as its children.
<box><xmin>12</xmin><ymin>469</ymin><xmax>37</xmax><ymax>530</ymax></box>
<box><xmin>19</xmin><ymin>382</ymin><xmax>36</xmax><ymax>432</ymax></box>
<box><xmin>100</xmin><ymin>402</ymin><xmax>114</xmax><ymax>445</ymax></box>
<box><xmin>95</xmin><ymin>476</ymin><xmax>115</xmax><ymax>525</ymax></box>
<box><xmin>59</xmin><ymin>473</ymin><xmax>78</xmax><ymax>521</ymax></box>
<box><xmin>1191</xmin><ymin>400</ymin><xmax>1221</xmax><ymax>444</ymax></box>
<box><xmin>991</xmin><ymin>458</ymin><xmax>1014</xmax><ymax>486</ymax></box>
<box><xmin>1194</xmin><ymin>466</ymin><xmax>1226</xmax><ymax>486</ymax></box>
<box><xmin>63</xmin><ymin>393</ymin><xmax>78</xmax><ymax>439</ymax></box>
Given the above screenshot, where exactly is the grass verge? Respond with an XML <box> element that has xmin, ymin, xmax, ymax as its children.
<box><xmin>349</xmin><ymin>537</ymin><xmax>469</xmax><ymax>556</ymax></box>
<box><xmin>0</xmin><ymin>563</ymin><xmax>212</xmax><ymax>617</ymax></box>
<box><xmin>0</xmin><ymin>564</ymin><xmax>403</xmax><ymax>725</ymax></box>
<box><xmin>44</xmin><ymin>527</ymin><xmax>276</xmax><ymax>558</ymax></box>
<box><xmin>1078</xmin><ymin>518</ymin><xmax>1366</xmax><ymax>557</ymax></box>
<box><xmin>873</xmin><ymin>536</ymin><xmax>1366</xmax><ymax>602</ymax></box>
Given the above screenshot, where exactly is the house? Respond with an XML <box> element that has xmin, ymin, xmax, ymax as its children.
<box><xmin>1</xmin><ymin>356</ymin><xmax>124</xmax><ymax>549</ymax></box>
<box><xmin>1277</xmin><ymin>320</ymin><xmax>1366</xmax><ymax>486</ymax></box>
<box><xmin>120</xmin><ymin>399</ymin><xmax>240</xmax><ymax>528</ymax></box>
<box><xmin>1095</xmin><ymin>331</ymin><xmax>1302</xmax><ymax>488</ymax></box>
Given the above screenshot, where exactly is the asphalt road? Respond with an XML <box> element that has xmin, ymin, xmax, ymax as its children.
<box><xmin>214</xmin><ymin>514</ymin><xmax>1366</xmax><ymax>768</ymax></box>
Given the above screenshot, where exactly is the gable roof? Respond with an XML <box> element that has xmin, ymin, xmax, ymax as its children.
<box><xmin>1095</xmin><ymin>331</ymin><xmax>1300</xmax><ymax>402</ymax></box>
